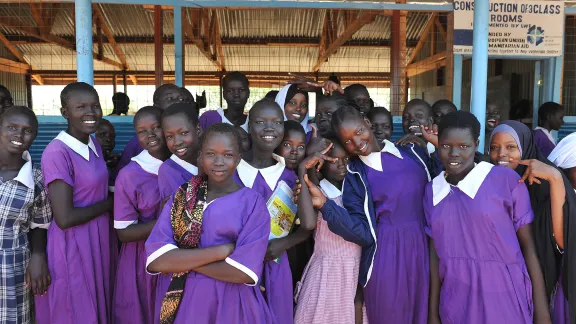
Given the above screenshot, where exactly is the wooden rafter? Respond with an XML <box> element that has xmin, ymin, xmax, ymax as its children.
<box><xmin>29</xmin><ymin>3</ymin><xmax>60</xmax><ymax>37</ymax></box>
<box><xmin>0</xmin><ymin>15</ymin><xmax>123</xmax><ymax>69</ymax></box>
<box><xmin>435</xmin><ymin>16</ymin><xmax>447</xmax><ymax>41</ymax></box>
<box><xmin>0</xmin><ymin>58</ymin><xmax>30</xmax><ymax>74</ymax></box>
<box><xmin>0</xmin><ymin>31</ymin><xmax>43</xmax><ymax>84</ymax></box>
<box><xmin>212</xmin><ymin>10</ymin><xmax>226</xmax><ymax>71</ymax></box>
<box><xmin>92</xmin><ymin>5</ymin><xmax>137</xmax><ymax>85</ymax></box>
<box><xmin>182</xmin><ymin>8</ymin><xmax>224</xmax><ymax>71</ymax></box>
<box><xmin>406</xmin><ymin>51</ymin><xmax>446</xmax><ymax>77</ymax></box>
<box><xmin>313</xmin><ymin>10</ymin><xmax>378</xmax><ymax>72</ymax></box>
<box><xmin>407</xmin><ymin>13</ymin><xmax>437</xmax><ymax>65</ymax></box>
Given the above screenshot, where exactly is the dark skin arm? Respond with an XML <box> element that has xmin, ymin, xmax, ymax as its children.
<box><xmin>265</xmin><ymin>227</ymin><xmax>312</xmax><ymax>262</ymax></box>
<box><xmin>517</xmin><ymin>224</ymin><xmax>552</xmax><ymax>324</ymax></box>
<box><xmin>194</xmin><ymin>261</ymin><xmax>255</xmax><ymax>285</ymax></box>
<box><xmin>116</xmin><ymin>220</ymin><xmax>158</xmax><ymax>243</ymax></box>
<box><xmin>48</xmin><ymin>180</ymin><xmax>113</xmax><ymax>230</ymax></box>
<box><xmin>428</xmin><ymin>239</ymin><xmax>441</xmax><ymax>324</ymax></box>
<box><xmin>147</xmin><ymin>243</ymin><xmax>234</xmax><ymax>274</ymax></box>
<box><xmin>26</xmin><ymin>228</ymin><xmax>50</xmax><ymax>296</ymax></box>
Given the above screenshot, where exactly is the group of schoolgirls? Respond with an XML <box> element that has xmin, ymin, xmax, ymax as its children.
<box><xmin>1</xmin><ymin>71</ymin><xmax>576</xmax><ymax>324</ymax></box>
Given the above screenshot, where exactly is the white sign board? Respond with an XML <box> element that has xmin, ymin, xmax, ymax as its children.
<box><xmin>453</xmin><ymin>0</ymin><xmax>564</xmax><ymax>57</ymax></box>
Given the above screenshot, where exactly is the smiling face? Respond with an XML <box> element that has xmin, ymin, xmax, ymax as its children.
<box><xmin>95</xmin><ymin>121</ymin><xmax>116</xmax><ymax>154</ymax></box>
<box><xmin>402</xmin><ymin>103</ymin><xmax>433</xmax><ymax>136</ymax></box>
<box><xmin>249</xmin><ymin>104</ymin><xmax>284</xmax><ymax>152</ymax></box>
<box><xmin>322</xmin><ymin>141</ymin><xmax>350</xmax><ymax>183</ymax></box>
<box><xmin>438</xmin><ymin>128</ymin><xmax>478</xmax><ymax>178</ymax></box>
<box><xmin>486</xmin><ymin>103</ymin><xmax>501</xmax><ymax>132</ymax></box>
<box><xmin>489</xmin><ymin>131</ymin><xmax>521</xmax><ymax>170</ymax></box>
<box><xmin>284</xmin><ymin>93</ymin><xmax>308</xmax><ymax>123</ymax></box>
<box><xmin>223</xmin><ymin>79</ymin><xmax>249</xmax><ymax>110</ymax></box>
<box><xmin>276</xmin><ymin>130</ymin><xmax>306</xmax><ymax>170</ymax></box>
<box><xmin>135</xmin><ymin>113</ymin><xmax>166</xmax><ymax>156</ymax></box>
<box><xmin>316</xmin><ymin>100</ymin><xmax>340</xmax><ymax>136</ymax></box>
<box><xmin>336</xmin><ymin>116</ymin><xmax>377</xmax><ymax>157</ymax></box>
<box><xmin>61</xmin><ymin>89</ymin><xmax>102</xmax><ymax>138</ymax></box>
<box><xmin>370</xmin><ymin>112</ymin><xmax>392</xmax><ymax>145</ymax></box>
<box><xmin>199</xmin><ymin>132</ymin><xmax>241</xmax><ymax>184</ymax></box>
<box><xmin>0</xmin><ymin>113</ymin><xmax>36</xmax><ymax>155</ymax></box>
<box><xmin>347</xmin><ymin>88</ymin><xmax>371</xmax><ymax>116</ymax></box>
<box><xmin>162</xmin><ymin>113</ymin><xmax>200</xmax><ymax>163</ymax></box>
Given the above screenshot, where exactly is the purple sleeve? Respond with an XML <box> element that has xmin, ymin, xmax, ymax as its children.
<box><xmin>115</xmin><ymin>136</ymin><xmax>143</xmax><ymax>172</ymax></box>
<box><xmin>157</xmin><ymin>167</ymin><xmax>172</xmax><ymax>201</ymax></box>
<box><xmin>199</xmin><ymin>111</ymin><xmax>220</xmax><ymax>131</ymax></box>
<box><xmin>113</xmin><ymin>169</ymin><xmax>139</xmax><ymax>229</ymax></box>
<box><xmin>423</xmin><ymin>184</ymin><xmax>433</xmax><ymax>237</ymax></box>
<box><xmin>41</xmin><ymin>144</ymin><xmax>74</xmax><ymax>187</ymax></box>
<box><xmin>511</xmin><ymin>181</ymin><xmax>534</xmax><ymax>231</ymax></box>
<box><xmin>145</xmin><ymin>196</ymin><xmax>177</xmax><ymax>273</ymax></box>
<box><xmin>224</xmin><ymin>194</ymin><xmax>270</xmax><ymax>286</ymax></box>
<box><xmin>534</xmin><ymin>131</ymin><xmax>556</xmax><ymax>157</ymax></box>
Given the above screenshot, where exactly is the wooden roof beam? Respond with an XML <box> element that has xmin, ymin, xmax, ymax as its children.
<box><xmin>406</xmin><ymin>51</ymin><xmax>446</xmax><ymax>77</ymax></box>
<box><xmin>407</xmin><ymin>12</ymin><xmax>437</xmax><ymax>65</ymax></box>
<box><xmin>435</xmin><ymin>16</ymin><xmax>447</xmax><ymax>41</ymax></box>
<box><xmin>183</xmin><ymin>8</ymin><xmax>223</xmax><ymax>71</ymax></box>
<box><xmin>313</xmin><ymin>10</ymin><xmax>378</xmax><ymax>72</ymax></box>
<box><xmin>0</xmin><ymin>15</ymin><xmax>123</xmax><ymax>70</ymax></box>
<box><xmin>212</xmin><ymin>10</ymin><xmax>226</xmax><ymax>72</ymax></box>
<box><xmin>0</xmin><ymin>31</ymin><xmax>43</xmax><ymax>84</ymax></box>
<box><xmin>92</xmin><ymin>4</ymin><xmax>137</xmax><ymax>84</ymax></box>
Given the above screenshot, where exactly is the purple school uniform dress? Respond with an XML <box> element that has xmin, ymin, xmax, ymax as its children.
<box><xmin>158</xmin><ymin>155</ymin><xmax>199</xmax><ymax>200</ymax></box>
<box><xmin>116</xmin><ymin>135</ymin><xmax>144</xmax><ymax>172</ymax></box>
<box><xmin>145</xmin><ymin>188</ymin><xmax>274</xmax><ymax>324</ymax></box>
<box><xmin>113</xmin><ymin>151</ymin><xmax>164</xmax><ymax>324</ymax></box>
<box><xmin>533</xmin><ymin>127</ymin><xmax>556</xmax><ymax>157</ymax></box>
<box><xmin>424</xmin><ymin>163</ymin><xmax>534</xmax><ymax>324</ymax></box>
<box><xmin>35</xmin><ymin>131</ymin><xmax>113</xmax><ymax>324</ymax></box>
<box><xmin>199</xmin><ymin>107</ymin><xmax>249</xmax><ymax>131</ymax></box>
<box><xmin>360</xmin><ymin>142</ymin><xmax>429</xmax><ymax>324</ymax></box>
<box><xmin>233</xmin><ymin>154</ymin><xmax>297</xmax><ymax>324</ymax></box>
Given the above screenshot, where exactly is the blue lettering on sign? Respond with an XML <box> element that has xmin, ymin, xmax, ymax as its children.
<box><xmin>454</xmin><ymin>1</ymin><xmax>473</xmax><ymax>11</ymax></box>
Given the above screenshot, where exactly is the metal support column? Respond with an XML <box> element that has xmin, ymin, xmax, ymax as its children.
<box><xmin>75</xmin><ymin>0</ymin><xmax>94</xmax><ymax>84</ymax></box>
<box><xmin>470</xmin><ymin>0</ymin><xmax>489</xmax><ymax>152</ymax></box>
<box><xmin>174</xmin><ymin>5</ymin><xmax>184</xmax><ymax>87</ymax></box>
<box><xmin>532</xmin><ymin>61</ymin><xmax>541</xmax><ymax>128</ymax></box>
<box><xmin>452</xmin><ymin>54</ymin><xmax>463</xmax><ymax>110</ymax></box>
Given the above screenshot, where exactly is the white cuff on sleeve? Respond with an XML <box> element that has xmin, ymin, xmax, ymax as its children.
<box><xmin>225</xmin><ymin>257</ymin><xmax>259</xmax><ymax>286</ymax></box>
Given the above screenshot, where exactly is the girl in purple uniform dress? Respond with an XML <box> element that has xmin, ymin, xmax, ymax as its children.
<box><xmin>199</xmin><ymin>72</ymin><xmax>250</xmax><ymax>131</ymax></box>
<box><xmin>158</xmin><ymin>103</ymin><xmax>201</xmax><ymax>201</ymax></box>
<box><xmin>328</xmin><ymin>106</ymin><xmax>431</xmax><ymax>324</ymax></box>
<box><xmin>533</xmin><ymin>102</ymin><xmax>564</xmax><ymax>157</ymax></box>
<box><xmin>233</xmin><ymin>99</ymin><xmax>305</xmax><ymax>324</ymax></box>
<box><xmin>145</xmin><ymin>123</ymin><xmax>273</xmax><ymax>324</ymax></box>
<box><xmin>113</xmin><ymin>107</ymin><xmax>171</xmax><ymax>324</ymax></box>
<box><xmin>35</xmin><ymin>83</ymin><xmax>115</xmax><ymax>324</ymax></box>
<box><xmin>426</xmin><ymin>111</ymin><xmax>551</xmax><ymax>324</ymax></box>
<box><xmin>490</xmin><ymin>120</ymin><xmax>576</xmax><ymax>324</ymax></box>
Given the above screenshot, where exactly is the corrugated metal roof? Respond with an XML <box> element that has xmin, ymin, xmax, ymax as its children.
<box><xmin>121</xmin><ymin>44</ymin><xmax>219</xmax><ymax>72</ymax></box>
<box><xmin>322</xmin><ymin>47</ymin><xmax>391</xmax><ymax>73</ymax></box>
<box><xmin>218</xmin><ymin>9</ymin><xmax>325</xmax><ymax>38</ymax></box>
<box><xmin>16</xmin><ymin>43</ymin><xmax>117</xmax><ymax>71</ymax></box>
<box><xmin>97</xmin><ymin>4</ymin><xmax>155</xmax><ymax>37</ymax></box>
<box><xmin>224</xmin><ymin>45</ymin><xmax>317</xmax><ymax>72</ymax></box>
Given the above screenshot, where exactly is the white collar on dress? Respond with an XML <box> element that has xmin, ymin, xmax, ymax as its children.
<box><xmin>319</xmin><ymin>179</ymin><xmax>342</xmax><ymax>199</ymax></box>
<box><xmin>432</xmin><ymin>162</ymin><xmax>493</xmax><ymax>206</ymax></box>
<box><xmin>13</xmin><ymin>151</ymin><xmax>34</xmax><ymax>189</ymax></box>
<box><xmin>131</xmin><ymin>150</ymin><xmax>163</xmax><ymax>175</ymax></box>
<box><xmin>55</xmin><ymin>131</ymin><xmax>99</xmax><ymax>161</ymax></box>
<box><xmin>535</xmin><ymin>126</ymin><xmax>556</xmax><ymax>145</ymax></box>
<box><xmin>236</xmin><ymin>154</ymin><xmax>286</xmax><ymax>190</ymax></box>
<box><xmin>217</xmin><ymin>107</ymin><xmax>249</xmax><ymax>131</ymax></box>
<box><xmin>359</xmin><ymin>139</ymin><xmax>403</xmax><ymax>171</ymax></box>
<box><xmin>170</xmin><ymin>154</ymin><xmax>198</xmax><ymax>175</ymax></box>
